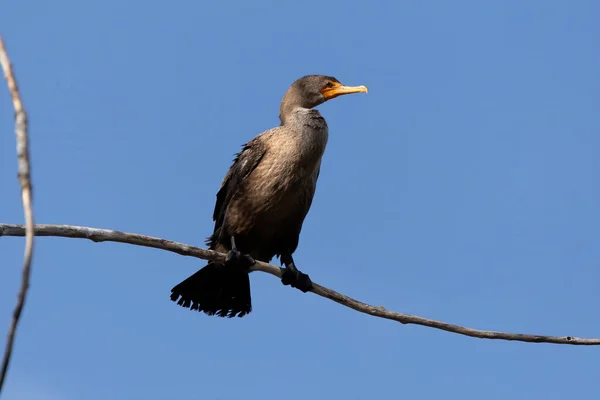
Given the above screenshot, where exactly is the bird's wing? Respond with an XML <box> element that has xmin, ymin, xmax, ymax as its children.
<box><xmin>212</xmin><ymin>135</ymin><xmax>268</xmax><ymax>229</ymax></box>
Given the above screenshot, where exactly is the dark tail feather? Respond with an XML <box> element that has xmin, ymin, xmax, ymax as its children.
<box><xmin>170</xmin><ymin>263</ymin><xmax>251</xmax><ymax>318</ymax></box>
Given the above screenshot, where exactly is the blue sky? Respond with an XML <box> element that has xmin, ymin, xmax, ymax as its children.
<box><xmin>1</xmin><ymin>0</ymin><xmax>599</xmax><ymax>399</ymax></box>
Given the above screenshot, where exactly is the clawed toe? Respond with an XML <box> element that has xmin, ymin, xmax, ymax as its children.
<box><xmin>225</xmin><ymin>249</ymin><xmax>255</xmax><ymax>271</ymax></box>
<box><xmin>281</xmin><ymin>268</ymin><xmax>313</xmax><ymax>293</ymax></box>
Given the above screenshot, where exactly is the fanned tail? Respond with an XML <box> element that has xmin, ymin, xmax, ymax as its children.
<box><xmin>170</xmin><ymin>262</ymin><xmax>251</xmax><ymax>318</ymax></box>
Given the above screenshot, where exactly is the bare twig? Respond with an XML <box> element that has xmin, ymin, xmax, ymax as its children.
<box><xmin>0</xmin><ymin>38</ymin><xmax>35</xmax><ymax>392</ymax></box>
<box><xmin>1</xmin><ymin>224</ymin><xmax>598</xmax><ymax>345</ymax></box>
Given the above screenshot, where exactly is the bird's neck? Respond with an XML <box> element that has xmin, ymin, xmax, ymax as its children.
<box><xmin>279</xmin><ymin>107</ymin><xmax>326</xmax><ymax>129</ymax></box>
<box><xmin>279</xmin><ymin>107</ymin><xmax>329</xmax><ymax>165</ymax></box>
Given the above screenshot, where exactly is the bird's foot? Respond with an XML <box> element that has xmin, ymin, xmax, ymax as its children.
<box><xmin>281</xmin><ymin>267</ymin><xmax>314</xmax><ymax>293</ymax></box>
<box><xmin>225</xmin><ymin>249</ymin><xmax>255</xmax><ymax>271</ymax></box>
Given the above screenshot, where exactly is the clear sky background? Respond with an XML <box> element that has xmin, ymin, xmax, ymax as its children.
<box><xmin>1</xmin><ymin>1</ymin><xmax>599</xmax><ymax>399</ymax></box>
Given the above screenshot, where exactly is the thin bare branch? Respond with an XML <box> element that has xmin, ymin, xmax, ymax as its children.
<box><xmin>0</xmin><ymin>37</ymin><xmax>35</xmax><ymax>392</ymax></box>
<box><xmin>1</xmin><ymin>224</ymin><xmax>598</xmax><ymax>346</ymax></box>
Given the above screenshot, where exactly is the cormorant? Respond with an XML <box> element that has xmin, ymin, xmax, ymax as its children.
<box><xmin>170</xmin><ymin>74</ymin><xmax>368</xmax><ymax>317</ymax></box>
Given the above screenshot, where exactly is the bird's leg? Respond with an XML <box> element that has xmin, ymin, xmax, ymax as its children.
<box><xmin>224</xmin><ymin>236</ymin><xmax>255</xmax><ymax>271</ymax></box>
<box><xmin>280</xmin><ymin>252</ymin><xmax>313</xmax><ymax>293</ymax></box>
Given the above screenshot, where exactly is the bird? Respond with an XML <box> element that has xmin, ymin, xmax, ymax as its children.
<box><xmin>170</xmin><ymin>74</ymin><xmax>368</xmax><ymax>317</ymax></box>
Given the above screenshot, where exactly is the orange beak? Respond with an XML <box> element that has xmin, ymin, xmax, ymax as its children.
<box><xmin>320</xmin><ymin>82</ymin><xmax>368</xmax><ymax>101</ymax></box>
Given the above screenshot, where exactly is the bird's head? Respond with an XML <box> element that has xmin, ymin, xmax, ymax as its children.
<box><xmin>280</xmin><ymin>75</ymin><xmax>368</xmax><ymax>123</ymax></box>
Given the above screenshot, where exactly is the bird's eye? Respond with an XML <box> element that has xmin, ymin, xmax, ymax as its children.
<box><xmin>326</xmin><ymin>81</ymin><xmax>334</xmax><ymax>88</ymax></box>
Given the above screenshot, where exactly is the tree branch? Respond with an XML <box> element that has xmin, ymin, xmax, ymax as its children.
<box><xmin>0</xmin><ymin>37</ymin><xmax>35</xmax><ymax>392</ymax></box>
<box><xmin>1</xmin><ymin>224</ymin><xmax>598</xmax><ymax>346</ymax></box>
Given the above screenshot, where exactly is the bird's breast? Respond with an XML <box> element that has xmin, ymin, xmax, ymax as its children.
<box><xmin>244</xmin><ymin>126</ymin><xmax>327</xmax><ymax>212</ymax></box>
